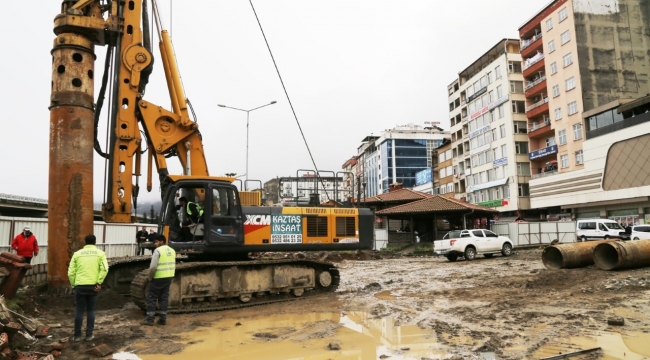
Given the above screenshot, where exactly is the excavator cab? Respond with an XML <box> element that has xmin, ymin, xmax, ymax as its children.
<box><xmin>159</xmin><ymin>176</ymin><xmax>245</xmax><ymax>253</ymax></box>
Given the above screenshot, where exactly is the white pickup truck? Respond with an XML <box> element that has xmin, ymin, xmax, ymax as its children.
<box><xmin>433</xmin><ymin>229</ymin><xmax>514</xmax><ymax>261</ymax></box>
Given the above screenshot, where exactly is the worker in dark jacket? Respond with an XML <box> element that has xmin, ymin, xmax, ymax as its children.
<box><xmin>136</xmin><ymin>226</ymin><xmax>148</xmax><ymax>256</ymax></box>
<box><xmin>141</xmin><ymin>234</ymin><xmax>176</xmax><ymax>326</ymax></box>
<box><xmin>68</xmin><ymin>234</ymin><xmax>109</xmax><ymax>342</ymax></box>
<box><xmin>12</xmin><ymin>227</ymin><xmax>39</xmax><ymax>264</ymax></box>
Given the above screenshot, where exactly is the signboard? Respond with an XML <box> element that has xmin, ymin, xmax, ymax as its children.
<box><xmin>477</xmin><ymin>199</ymin><xmax>506</xmax><ymax>208</ymax></box>
<box><xmin>529</xmin><ymin>145</ymin><xmax>558</xmax><ymax>160</ymax></box>
<box><xmin>493</xmin><ymin>157</ymin><xmax>508</xmax><ymax>166</ymax></box>
<box><xmin>488</xmin><ymin>95</ymin><xmax>509</xmax><ymax>110</ymax></box>
<box><xmin>467</xmin><ymin>87</ymin><xmax>487</xmax><ymax>103</ymax></box>
<box><xmin>470</xmin><ymin>106</ymin><xmax>489</xmax><ymax>120</ymax></box>
<box><xmin>469</xmin><ymin>125</ymin><xmax>490</xmax><ymax>139</ymax></box>
<box><xmin>415</xmin><ymin>168</ymin><xmax>432</xmax><ymax>186</ymax></box>
<box><xmin>271</xmin><ymin>215</ymin><xmax>302</xmax><ymax>244</ymax></box>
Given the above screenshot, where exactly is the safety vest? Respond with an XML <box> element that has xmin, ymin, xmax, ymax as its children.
<box><xmin>186</xmin><ymin>201</ymin><xmax>204</xmax><ymax>217</ymax></box>
<box><xmin>154</xmin><ymin>245</ymin><xmax>176</xmax><ymax>279</ymax></box>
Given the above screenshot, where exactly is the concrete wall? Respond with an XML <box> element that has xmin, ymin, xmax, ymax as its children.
<box><xmin>573</xmin><ymin>0</ymin><xmax>650</xmax><ymax>111</ymax></box>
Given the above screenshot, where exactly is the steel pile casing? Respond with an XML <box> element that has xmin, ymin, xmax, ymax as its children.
<box><xmin>593</xmin><ymin>239</ymin><xmax>650</xmax><ymax>271</ymax></box>
<box><xmin>542</xmin><ymin>240</ymin><xmax>616</xmax><ymax>269</ymax></box>
<box><xmin>48</xmin><ymin>32</ymin><xmax>96</xmax><ymax>288</ymax></box>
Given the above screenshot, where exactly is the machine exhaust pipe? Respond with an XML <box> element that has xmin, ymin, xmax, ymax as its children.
<box><xmin>593</xmin><ymin>240</ymin><xmax>650</xmax><ymax>271</ymax></box>
<box><xmin>542</xmin><ymin>240</ymin><xmax>615</xmax><ymax>269</ymax></box>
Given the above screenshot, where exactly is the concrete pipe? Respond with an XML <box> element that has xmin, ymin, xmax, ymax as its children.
<box><xmin>542</xmin><ymin>240</ymin><xmax>616</xmax><ymax>269</ymax></box>
<box><xmin>593</xmin><ymin>240</ymin><xmax>650</xmax><ymax>271</ymax></box>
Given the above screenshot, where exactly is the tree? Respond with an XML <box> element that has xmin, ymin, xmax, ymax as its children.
<box><xmin>149</xmin><ymin>205</ymin><xmax>156</xmax><ymax>224</ymax></box>
<box><xmin>142</xmin><ymin>211</ymin><xmax>148</xmax><ymax>223</ymax></box>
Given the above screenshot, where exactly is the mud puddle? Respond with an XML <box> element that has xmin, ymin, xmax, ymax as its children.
<box><xmin>533</xmin><ymin>331</ymin><xmax>650</xmax><ymax>359</ymax></box>
<box><xmin>136</xmin><ymin>311</ymin><xmax>455</xmax><ymax>359</ymax></box>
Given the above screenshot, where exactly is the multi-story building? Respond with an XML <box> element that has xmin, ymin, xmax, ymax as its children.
<box><xmin>524</xmin><ymin>0</ymin><xmax>650</xmax><ymax>223</ymax></box>
<box><xmin>448</xmin><ymin>39</ymin><xmax>534</xmax><ymax>215</ymax></box>
<box><xmin>433</xmin><ymin>139</ymin><xmax>454</xmax><ymax>198</ymax></box>
<box><xmin>519</xmin><ymin>0</ymin><xmax>586</xmax><ymax>180</ymax></box>
<box><xmin>353</xmin><ymin>125</ymin><xmax>448</xmax><ymax>197</ymax></box>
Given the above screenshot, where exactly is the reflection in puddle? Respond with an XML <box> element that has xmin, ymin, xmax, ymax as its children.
<box><xmin>534</xmin><ymin>332</ymin><xmax>650</xmax><ymax>360</ymax></box>
<box><xmin>135</xmin><ymin>310</ymin><xmax>650</xmax><ymax>359</ymax></box>
<box><xmin>138</xmin><ymin>312</ymin><xmax>450</xmax><ymax>360</ymax></box>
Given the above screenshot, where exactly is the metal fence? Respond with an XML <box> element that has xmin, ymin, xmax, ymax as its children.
<box><xmin>491</xmin><ymin>221</ymin><xmax>576</xmax><ymax>246</ymax></box>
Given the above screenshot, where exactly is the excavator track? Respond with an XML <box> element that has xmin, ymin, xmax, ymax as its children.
<box><xmin>130</xmin><ymin>259</ymin><xmax>340</xmax><ymax>314</ymax></box>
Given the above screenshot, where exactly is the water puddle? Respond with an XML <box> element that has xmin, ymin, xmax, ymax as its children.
<box><xmin>138</xmin><ymin>311</ymin><xmax>451</xmax><ymax>360</ymax></box>
<box><xmin>133</xmin><ymin>310</ymin><xmax>650</xmax><ymax>359</ymax></box>
<box><xmin>534</xmin><ymin>332</ymin><xmax>650</xmax><ymax>359</ymax></box>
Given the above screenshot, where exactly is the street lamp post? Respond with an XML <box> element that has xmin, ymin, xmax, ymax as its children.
<box><xmin>218</xmin><ymin>101</ymin><xmax>276</xmax><ymax>190</ymax></box>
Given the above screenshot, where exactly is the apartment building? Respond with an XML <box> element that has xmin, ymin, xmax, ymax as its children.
<box><xmin>432</xmin><ymin>139</ymin><xmax>454</xmax><ymax>198</ymax></box>
<box><xmin>448</xmin><ymin>39</ymin><xmax>533</xmax><ymax>215</ymax></box>
<box><xmin>524</xmin><ymin>0</ymin><xmax>650</xmax><ymax>223</ymax></box>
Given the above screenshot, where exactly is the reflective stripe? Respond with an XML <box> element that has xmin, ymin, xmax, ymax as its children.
<box><xmin>186</xmin><ymin>202</ymin><xmax>204</xmax><ymax>217</ymax></box>
<box><xmin>154</xmin><ymin>245</ymin><xmax>176</xmax><ymax>279</ymax></box>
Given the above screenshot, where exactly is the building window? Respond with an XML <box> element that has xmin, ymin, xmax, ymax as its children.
<box><xmin>492</xmin><ymin>129</ymin><xmax>497</xmax><ymax>141</ymax></box>
<box><xmin>512</xmin><ymin>101</ymin><xmax>525</xmax><ymax>113</ymax></box>
<box><xmin>495</xmin><ymin>65</ymin><xmax>501</xmax><ymax>79</ymax></box>
<box><xmin>510</xmin><ymin>81</ymin><xmax>524</xmax><ymax>93</ymax></box>
<box><xmin>558</xmin><ymin>129</ymin><xmax>567</xmax><ymax>145</ymax></box>
<box><xmin>566</xmin><ymin>77</ymin><xmax>575</xmax><ymax>91</ymax></box>
<box><xmin>486</xmin><ymin>149</ymin><xmax>493</xmax><ymax>162</ymax></box>
<box><xmin>549</xmin><ymin>40</ymin><xmax>555</xmax><ymax>53</ymax></box>
<box><xmin>546</xmin><ymin>137</ymin><xmax>556</xmax><ymax>147</ymax></box>
<box><xmin>568</xmin><ymin>101</ymin><xmax>578</xmax><ymax>115</ymax></box>
<box><xmin>561</xmin><ymin>30</ymin><xmax>571</xmax><ymax>45</ymax></box>
<box><xmin>501</xmin><ymin>144</ymin><xmax>507</xmax><ymax>157</ymax></box>
<box><xmin>508</xmin><ymin>62</ymin><xmax>522</xmax><ymax>73</ymax></box>
<box><xmin>553</xmin><ymin>85</ymin><xmax>560</xmax><ymax>97</ymax></box>
<box><xmin>487</xmin><ymin>72</ymin><xmax>493</xmax><ymax>84</ymax></box>
<box><xmin>498</xmin><ymin>105</ymin><xmax>505</xmax><ymax>118</ymax></box>
<box><xmin>496</xmin><ymin>85</ymin><xmax>503</xmax><ymax>98</ymax></box>
<box><xmin>559</xmin><ymin>7</ymin><xmax>568</xmax><ymax>22</ymax></box>
<box><xmin>561</xmin><ymin>154</ymin><xmax>569</xmax><ymax>168</ymax></box>
<box><xmin>517</xmin><ymin>162</ymin><xmax>531</xmax><ymax>176</ymax></box>
<box><xmin>518</xmin><ymin>183</ymin><xmax>530</xmax><ymax>197</ymax></box>
<box><xmin>563</xmin><ymin>53</ymin><xmax>573</xmax><ymax>67</ymax></box>
<box><xmin>492</xmin><ymin>148</ymin><xmax>498</xmax><ymax>160</ymax></box>
<box><xmin>504</xmin><ymin>184</ymin><xmax>510</xmax><ymax>198</ymax></box>
<box><xmin>576</xmin><ymin>150</ymin><xmax>584</xmax><ymax>165</ymax></box>
<box><xmin>500</xmin><ymin>124</ymin><xmax>506</xmax><ymax>138</ymax></box>
<box><xmin>550</xmin><ymin>62</ymin><xmax>558</xmax><ymax>74</ymax></box>
<box><xmin>514</xmin><ymin>121</ymin><xmax>527</xmax><ymax>134</ymax></box>
<box><xmin>515</xmin><ymin>142</ymin><xmax>529</xmax><ymax>154</ymax></box>
<box><xmin>555</xmin><ymin>107</ymin><xmax>562</xmax><ymax>120</ymax></box>
<box><xmin>546</xmin><ymin>18</ymin><xmax>553</xmax><ymax>30</ymax></box>
<box><xmin>573</xmin><ymin>123</ymin><xmax>583</xmax><ymax>140</ymax></box>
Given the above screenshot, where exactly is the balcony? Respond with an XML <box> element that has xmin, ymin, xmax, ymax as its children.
<box><xmin>525</xmin><ymin>97</ymin><xmax>549</xmax><ymax>118</ymax></box>
<box><xmin>525</xmin><ymin>76</ymin><xmax>547</xmax><ymax>97</ymax></box>
<box><xmin>528</xmin><ymin>117</ymin><xmax>553</xmax><ymax>138</ymax></box>
<box><xmin>521</xmin><ymin>33</ymin><xmax>543</xmax><ymax>58</ymax></box>
<box><xmin>531</xmin><ymin>169</ymin><xmax>559</xmax><ymax>179</ymax></box>
<box><xmin>523</xmin><ymin>53</ymin><xmax>545</xmax><ymax>77</ymax></box>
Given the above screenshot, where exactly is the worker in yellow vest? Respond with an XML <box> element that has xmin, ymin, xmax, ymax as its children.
<box><xmin>141</xmin><ymin>234</ymin><xmax>176</xmax><ymax>326</ymax></box>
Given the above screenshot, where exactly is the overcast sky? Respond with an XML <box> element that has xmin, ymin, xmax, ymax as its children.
<box><xmin>0</xmin><ymin>0</ymin><xmax>549</xmax><ymax>203</ymax></box>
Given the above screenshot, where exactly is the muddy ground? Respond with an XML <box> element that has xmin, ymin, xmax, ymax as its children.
<box><xmin>12</xmin><ymin>247</ymin><xmax>650</xmax><ymax>359</ymax></box>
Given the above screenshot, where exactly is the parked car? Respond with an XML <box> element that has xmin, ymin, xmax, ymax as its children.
<box><xmin>433</xmin><ymin>229</ymin><xmax>514</xmax><ymax>262</ymax></box>
<box><xmin>630</xmin><ymin>225</ymin><xmax>650</xmax><ymax>240</ymax></box>
<box><xmin>575</xmin><ymin>219</ymin><xmax>626</xmax><ymax>241</ymax></box>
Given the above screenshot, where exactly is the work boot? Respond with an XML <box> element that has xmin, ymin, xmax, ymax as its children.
<box><xmin>140</xmin><ymin>319</ymin><xmax>154</xmax><ymax>326</ymax></box>
<box><xmin>85</xmin><ymin>335</ymin><xmax>94</xmax><ymax>342</ymax></box>
<box><xmin>157</xmin><ymin>318</ymin><xmax>167</xmax><ymax>325</ymax></box>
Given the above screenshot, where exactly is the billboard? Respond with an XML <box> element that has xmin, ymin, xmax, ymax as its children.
<box><xmin>415</xmin><ymin>168</ymin><xmax>432</xmax><ymax>186</ymax></box>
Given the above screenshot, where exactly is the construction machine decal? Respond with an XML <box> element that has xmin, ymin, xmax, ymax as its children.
<box><xmin>243</xmin><ymin>215</ymin><xmax>271</xmax><ymax>235</ymax></box>
<box><xmin>271</xmin><ymin>215</ymin><xmax>302</xmax><ymax>244</ymax></box>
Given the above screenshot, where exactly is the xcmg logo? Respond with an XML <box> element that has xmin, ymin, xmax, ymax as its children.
<box><xmin>244</xmin><ymin>215</ymin><xmax>271</xmax><ymax>226</ymax></box>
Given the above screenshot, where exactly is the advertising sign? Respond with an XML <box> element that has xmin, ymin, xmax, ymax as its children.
<box><xmin>271</xmin><ymin>215</ymin><xmax>302</xmax><ymax>244</ymax></box>
<box><xmin>469</xmin><ymin>125</ymin><xmax>490</xmax><ymax>139</ymax></box>
<box><xmin>415</xmin><ymin>168</ymin><xmax>432</xmax><ymax>186</ymax></box>
<box><xmin>493</xmin><ymin>157</ymin><xmax>508</xmax><ymax>167</ymax></box>
<box><xmin>488</xmin><ymin>95</ymin><xmax>509</xmax><ymax>110</ymax></box>
<box><xmin>529</xmin><ymin>145</ymin><xmax>558</xmax><ymax>160</ymax></box>
<box><xmin>470</xmin><ymin>106</ymin><xmax>489</xmax><ymax>120</ymax></box>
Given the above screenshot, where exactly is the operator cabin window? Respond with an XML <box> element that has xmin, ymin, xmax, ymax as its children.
<box><xmin>307</xmin><ymin>216</ymin><xmax>328</xmax><ymax>237</ymax></box>
<box><xmin>335</xmin><ymin>217</ymin><xmax>356</xmax><ymax>237</ymax></box>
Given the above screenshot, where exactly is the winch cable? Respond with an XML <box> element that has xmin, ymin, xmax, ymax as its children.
<box><xmin>248</xmin><ymin>1</ymin><xmax>331</xmax><ymax>202</ymax></box>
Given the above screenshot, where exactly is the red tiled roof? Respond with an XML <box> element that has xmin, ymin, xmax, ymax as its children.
<box><xmin>376</xmin><ymin>195</ymin><xmax>499</xmax><ymax>215</ymax></box>
<box><xmin>364</xmin><ymin>189</ymin><xmax>433</xmax><ymax>204</ymax></box>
